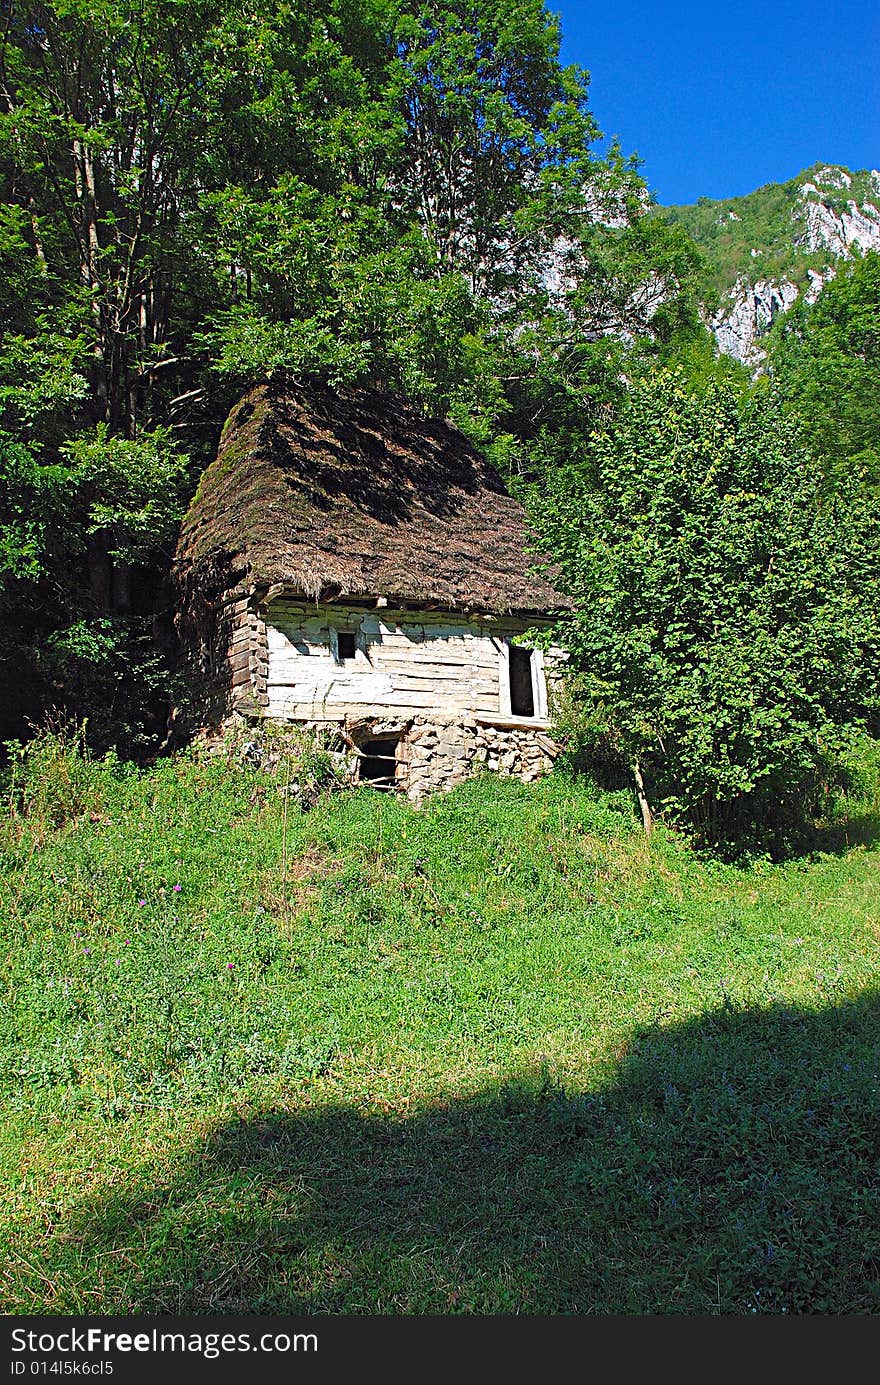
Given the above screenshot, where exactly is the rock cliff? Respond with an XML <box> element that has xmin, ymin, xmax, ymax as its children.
<box><xmin>661</xmin><ymin>165</ymin><xmax>880</xmax><ymax>367</ymax></box>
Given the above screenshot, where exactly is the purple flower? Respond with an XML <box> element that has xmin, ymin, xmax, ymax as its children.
<box><xmin>114</xmin><ymin>959</ymin><xmax>120</xmax><ymax>966</ymax></box>
<box><xmin>226</xmin><ymin>962</ymin><xmax>234</xmax><ymax>970</ymax></box>
<box><xmin>83</xmin><ymin>947</ymin><xmax>91</xmax><ymax>955</ymax></box>
<box><xmin>173</xmin><ymin>884</ymin><xmax>182</xmax><ymax>893</ymax></box>
<box><xmin>124</xmin><ymin>939</ymin><xmax>131</xmax><ymax>945</ymax></box>
<box><xmin>138</xmin><ymin>899</ymin><xmax>147</xmax><ymax>907</ymax></box>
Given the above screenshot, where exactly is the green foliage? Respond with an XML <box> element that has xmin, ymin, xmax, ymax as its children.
<box><xmin>656</xmin><ymin>164</ymin><xmax>880</xmax><ymax>299</ymax></box>
<box><xmin>768</xmin><ymin>251</ymin><xmax>880</xmax><ymax>480</ymax></box>
<box><xmin>1</xmin><ymin>0</ymin><xmax>704</xmax><ymax>750</ymax></box>
<box><xmin>0</xmin><ymin>324</ymin><xmax>88</xmax><ymax>441</ymax></box>
<box><xmin>529</xmin><ymin>371</ymin><xmax>880</xmax><ymax>849</ymax></box>
<box><xmin>38</xmin><ymin>618</ymin><xmax>182</xmax><ymax>758</ymax></box>
<box><xmin>390</xmin><ymin>0</ymin><xmax>602</xmax><ymax>295</ymax></box>
<box><xmin>3</xmin><ymin>721</ymin><xmax>121</xmax><ymax>828</ymax></box>
<box><xmin>215</xmin><ymin>719</ymin><xmax>351</xmax><ymax>807</ymax></box>
<box><xmin>62</xmin><ymin>426</ymin><xmax>189</xmax><ymax>565</ymax></box>
<box><xmin>0</xmin><ymin>435</ymin><xmax>64</xmax><ymax>585</ymax></box>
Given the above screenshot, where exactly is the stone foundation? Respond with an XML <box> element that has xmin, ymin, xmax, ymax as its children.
<box><xmin>403</xmin><ymin>717</ymin><xmax>556</xmax><ymax>799</ymax></box>
<box><xmin>320</xmin><ymin>712</ymin><xmax>559</xmax><ymax>801</ymax></box>
<box><xmin>211</xmin><ymin>709</ymin><xmax>561</xmax><ymax>802</ymax></box>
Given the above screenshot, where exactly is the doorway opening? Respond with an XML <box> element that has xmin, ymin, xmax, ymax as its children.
<box><xmin>508</xmin><ymin>645</ymin><xmax>535</xmax><ymax>717</ymax></box>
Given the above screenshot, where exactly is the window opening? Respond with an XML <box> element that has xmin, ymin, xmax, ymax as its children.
<box><xmin>337</xmin><ymin>630</ymin><xmax>357</xmax><ymax>661</ymax></box>
<box><xmin>359</xmin><ymin>738</ymin><xmax>398</xmax><ymax>788</ymax></box>
<box><xmin>509</xmin><ymin>645</ymin><xmax>535</xmax><ymax>717</ymax></box>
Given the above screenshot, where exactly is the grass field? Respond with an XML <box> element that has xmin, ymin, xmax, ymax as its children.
<box><xmin>1</xmin><ymin>735</ymin><xmax>879</xmax><ymax>1314</ymax></box>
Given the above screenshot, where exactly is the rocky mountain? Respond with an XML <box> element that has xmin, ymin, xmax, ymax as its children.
<box><xmin>659</xmin><ymin>164</ymin><xmax>880</xmax><ymax>367</ymax></box>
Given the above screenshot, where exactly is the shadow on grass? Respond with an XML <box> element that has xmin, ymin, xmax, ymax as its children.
<box><xmin>30</xmin><ymin>993</ymin><xmax>880</xmax><ymax>1315</ymax></box>
<box><xmin>559</xmin><ymin>749</ymin><xmax>880</xmax><ymax>863</ymax></box>
<box><xmin>805</xmin><ymin>808</ymin><xmax>880</xmax><ymax>858</ymax></box>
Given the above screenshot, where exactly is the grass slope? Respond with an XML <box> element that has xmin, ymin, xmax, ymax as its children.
<box><xmin>1</xmin><ymin>740</ymin><xmax>879</xmax><ymax>1314</ymax></box>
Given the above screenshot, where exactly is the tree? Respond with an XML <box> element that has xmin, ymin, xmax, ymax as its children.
<box><xmin>390</xmin><ymin>0</ymin><xmax>607</xmax><ymax>294</ymax></box>
<box><xmin>529</xmin><ymin>371</ymin><xmax>880</xmax><ymax>849</ymax></box>
<box><xmin>768</xmin><ymin>251</ymin><xmax>880</xmax><ymax>480</ymax></box>
<box><xmin>0</xmin><ymin>0</ymin><xmax>389</xmax><ymax>744</ymax></box>
<box><xmin>0</xmin><ymin>0</ymin><xmax>217</xmax><ymax>435</ymax></box>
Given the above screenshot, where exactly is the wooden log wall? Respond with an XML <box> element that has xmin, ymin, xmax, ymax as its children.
<box><xmin>261</xmin><ymin>600</ymin><xmax>545</xmax><ymax>723</ymax></box>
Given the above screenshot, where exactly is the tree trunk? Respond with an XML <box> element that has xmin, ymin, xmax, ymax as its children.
<box><xmin>28</xmin><ymin>196</ymin><xmax>47</xmax><ymax>274</ymax></box>
<box><xmin>112</xmin><ymin>562</ymin><xmax>132</xmax><ymax>613</ymax></box>
<box><xmin>87</xmin><ymin>532</ymin><xmax>112</xmax><ymax>610</ymax></box>
<box><xmin>633</xmin><ymin>760</ymin><xmax>653</xmax><ymax>837</ymax></box>
<box><xmin>73</xmin><ymin>137</ymin><xmax>110</xmax><ymax>422</ymax></box>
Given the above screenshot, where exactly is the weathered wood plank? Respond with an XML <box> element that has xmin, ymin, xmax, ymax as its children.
<box><xmin>262</xmin><ymin>601</ymin><xmax>543</xmax><ymax>725</ymax></box>
<box><xmin>267</xmin><ymin>667</ymin><xmax>496</xmax><ymax>693</ymax></box>
<box><xmin>270</xmin><ymin>639</ymin><xmax>498</xmax><ymax>663</ymax></box>
<box><xmin>268</xmin><ymin>689</ymin><xmax>475</xmax><ymax>712</ymax></box>
<box><xmin>372</xmin><ymin>662</ymin><xmax>498</xmax><ymax>681</ymax></box>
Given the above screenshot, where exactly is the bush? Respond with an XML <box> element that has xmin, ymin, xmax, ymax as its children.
<box><xmin>529</xmin><ymin>371</ymin><xmax>880</xmax><ymax>851</ymax></box>
<box><xmin>208</xmin><ymin>719</ymin><xmax>351</xmax><ymax>809</ymax></box>
<box><xmin>3</xmin><ymin>721</ymin><xmax>125</xmax><ymax>829</ymax></box>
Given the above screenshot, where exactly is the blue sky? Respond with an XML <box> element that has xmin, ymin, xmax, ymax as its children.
<box><xmin>554</xmin><ymin>0</ymin><xmax>880</xmax><ymax>205</ymax></box>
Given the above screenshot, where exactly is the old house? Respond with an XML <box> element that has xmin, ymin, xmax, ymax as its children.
<box><xmin>173</xmin><ymin>381</ymin><xmax>568</xmax><ymax>798</ymax></box>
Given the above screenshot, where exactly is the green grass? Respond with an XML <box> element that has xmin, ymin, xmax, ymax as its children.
<box><xmin>1</xmin><ymin>736</ymin><xmax>879</xmax><ymax>1314</ymax></box>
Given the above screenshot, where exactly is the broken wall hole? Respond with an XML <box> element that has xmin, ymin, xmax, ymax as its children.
<box><xmin>358</xmin><ymin>737</ymin><xmax>400</xmax><ymax>789</ymax></box>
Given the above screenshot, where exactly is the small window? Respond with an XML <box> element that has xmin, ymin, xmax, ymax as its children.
<box><xmin>359</xmin><ymin>738</ymin><xmax>398</xmax><ymax>788</ymax></box>
<box><xmin>509</xmin><ymin>645</ymin><xmax>535</xmax><ymax>717</ymax></box>
<box><xmin>337</xmin><ymin>631</ymin><xmax>357</xmax><ymax>661</ymax></box>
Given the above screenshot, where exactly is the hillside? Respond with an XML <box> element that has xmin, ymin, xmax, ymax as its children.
<box><xmin>2</xmin><ymin>734</ymin><xmax>880</xmax><ymax>1313</ymax></box>
<box><xmin>658</xmin><ymin>164</ymin><xmax>880</xmax><ymax>365</ymax></box>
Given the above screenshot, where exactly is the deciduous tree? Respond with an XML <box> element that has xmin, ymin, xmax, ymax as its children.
<box><xmin>529</xmin><ymin>371</ymin><xmax>880</xmax><ymax>849</ymax></box>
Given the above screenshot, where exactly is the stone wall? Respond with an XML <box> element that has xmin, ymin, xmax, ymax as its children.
<box><xmin>403</xmin><ymin>717</ymin><xmax>556</xmax><ymax>799</ymax></box>
<box><xmin>325</xmin><ymin>712</ymin><xmax>559</xmax><ymax>801</ymax></box>
<box><xmin>208</xmin><ymin>707</ymin><xmax>561</xmax><ymax>801</ymax></box>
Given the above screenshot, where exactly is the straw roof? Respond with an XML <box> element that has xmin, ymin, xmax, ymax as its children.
<box><xmin>174</xmin><ymin>380</ymin><xmax>568</xmax><ymax>616</ymax></box>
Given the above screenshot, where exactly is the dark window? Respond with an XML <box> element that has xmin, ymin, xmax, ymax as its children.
<box><xmin>337</xmin><ymin>631</ymin><xmax>356</xmax><ymax>661</ymax></box>
<box><xmin>509</xmin><ymin>645</ymin><xmax>535</xmax><ymax>717</ymax></box>
<box><xmin>359</xmin><ymin>738</ymin><xmax>398</xmax><ymax>787</ymax></box>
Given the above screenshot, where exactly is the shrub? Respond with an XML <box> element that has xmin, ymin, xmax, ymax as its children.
<box><xmin>3</xmin><ymin>720</ymin><xmax>123</xmax><ymax>829</ymax></box>
<box><xmin>529</xmin><ymin>371</ymin><xmax>880</xmax><ymax>851</ymax></box>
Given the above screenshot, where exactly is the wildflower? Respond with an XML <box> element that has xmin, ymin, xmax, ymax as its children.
<box><xmin>124</xmin><ymin>939</ymin><xmax>131</xmax><ymax>945</ymax></box>
<box><xmin>138</xmin><ymin>899</ymin><xmax>147</xmax><ymax>907</ymax></box>
<box><xmin>173</xmin><ymin>884</ymin><xmax>182</xmax><ymax>893</ymax></box>
<box><xmin>83</xmin><ymin>947</ymin><xmax>91</xmax><ymax>955</ymax></box>
<box><xmin>226</xmin><ymin>962</ymin><xmax>234</xmax><ymax>970</ymax></box>
<box><xmin>114</xmin><ymin>959</ymin><xmax>120</xmax><ymax>967</ymax></box>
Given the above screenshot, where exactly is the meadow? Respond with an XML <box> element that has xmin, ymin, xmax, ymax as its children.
<box><xmin>1</xmin><ymin>733</ymin><xmax>878</xmax><ymax>1314</ymax></box>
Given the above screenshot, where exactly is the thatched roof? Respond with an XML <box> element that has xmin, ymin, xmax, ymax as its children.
<box><xmin>174</xmin><ymin>381</ymin><xmax>568</xmax><ymax>616</ymax></box>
